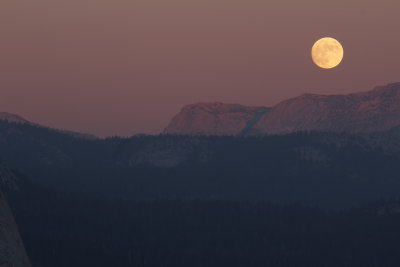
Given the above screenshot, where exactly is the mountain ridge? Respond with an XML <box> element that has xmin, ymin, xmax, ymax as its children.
<box><xmin>164</xmin><ymin>82</ymin><xmax>400</xmax><ymax>135</ymax></box>
<box><xmin>0</xmin><ymin>112</ymin><xmax>97</xmax><ymax>140</ymax></box>
<box><xmin>0</xmin><ymin>112</ymin><xmax>30</xmax><ymax>124</ymax></box>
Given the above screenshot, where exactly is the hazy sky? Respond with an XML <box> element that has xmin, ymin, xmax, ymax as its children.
<box><xmin>1</xmin><ymin>0</ymin><xmax>399</xmax><ymax>137</ymax></box>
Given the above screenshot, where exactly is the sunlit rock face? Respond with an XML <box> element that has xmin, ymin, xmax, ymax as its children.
<box><xmin>165</xmin><ymin>83</ymin><xmax>400</xmax><ymax>135</ymax></box>
<box><xmin>251</xmin><ymin>82</ymin><xmax>400</xmax><ymax>134</ymax></box>
<box><xmin>164</xmin><ymin>103</ymin><xmax>270</xmax><ymax>136</ymax></box>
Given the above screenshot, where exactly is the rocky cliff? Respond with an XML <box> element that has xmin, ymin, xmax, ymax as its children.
<box><xmin>0</xmin><ymin>165</ymin><xmax>31</xmax><ymax>267</ymax></box>
<box><xmin>164</xmin><ymin>102</ymin><xmax>270</xmax><ymax>135</ymax></box>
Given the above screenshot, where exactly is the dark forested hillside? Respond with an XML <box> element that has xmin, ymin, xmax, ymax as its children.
<box><xmin>1</xmin><ymin>120</ymin><xmax>400</xmax><ymax>207</ymax></box>
<box><xmin>5</xmin><ymin>177</ymin><xmax>400</xmax><ymax>267</ymax></box>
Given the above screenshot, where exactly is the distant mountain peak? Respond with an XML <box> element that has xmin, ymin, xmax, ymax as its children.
<box><xmin>165</xmin><ymin>83</ymin><xmax>400</xmax><ymax>135</ymax></box>
<box><xmin>0</xmin><ymin>112</ymin><xmax>97</xmax><ymax>140</ymax></box>
<box><xmin>372</xmin><ymin>82</ymin><xmax>400</xmax><ymax>91</ymax></box>
<box><xmin>0</xmin><ymin>112</ymin><xmax>30</xmax><ymax>124</ymax></box>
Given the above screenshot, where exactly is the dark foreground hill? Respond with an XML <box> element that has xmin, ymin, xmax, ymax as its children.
<box><xmin>2</xmin><ymin>121</ymin><xmax>400</xmax><ymax>266</ymax></box>
<box><xmin>6</xmin><ymin>172</ymin><xmax>400</xmax><ymax>267</ymax></box>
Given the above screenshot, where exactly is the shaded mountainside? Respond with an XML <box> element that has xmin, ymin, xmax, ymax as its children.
<box><xmin>1</xmin><ymin>120</ymin><xmax>400</xmax><ymax>207</ymax></box>
<box><xmin>165</xmin><ymin>82</ymin><xmax>400</xmax><ymax>135</ymax></box>
<box><xmin>2</xmin><ymin>146</ymin><xmax>400</xmax><ymax>267</ymax></box>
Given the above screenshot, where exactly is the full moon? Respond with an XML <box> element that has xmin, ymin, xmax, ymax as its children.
<box><xmin>311</xmin><ymin>37</ymin><xmax>344</xmax><ymax>69</ymax></box>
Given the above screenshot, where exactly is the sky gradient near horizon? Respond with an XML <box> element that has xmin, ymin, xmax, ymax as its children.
<box><xmin>1</xmin><ymin>0</ymin><xmax>400</xmax><ymax>137</ymax></box>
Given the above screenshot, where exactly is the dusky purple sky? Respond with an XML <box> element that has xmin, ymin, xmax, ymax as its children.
<box><xmin>1</xmin><ymin>0</ymin><xmax>400</xmax><ymax>137</ymax></box>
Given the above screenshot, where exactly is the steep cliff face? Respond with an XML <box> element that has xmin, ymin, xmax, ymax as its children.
<box><xmin>0</xmin><ymin>192</ymin><xmax>31</xmax><ymax>267</ymax></box>
<box><xmin>0</xmin><ymin>162</ymin><xmax>31</xmax><ymax>267</ymax></box>
<box><xmin>164</xmin><ymin>103</ymin><xmax>270</xmax><ymax>135</ymax></box>
<box><xmin>165</xmin><ymin>83</ymin><xmax>400</xmax><ymax>135</ymax></box>
<box><xmin>0</xmin><ymin>163</ymin><xmax>31</xmax><ymax>267</ymax></box>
